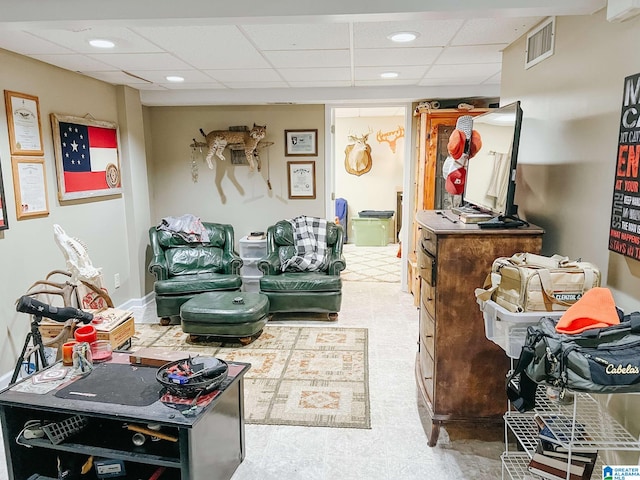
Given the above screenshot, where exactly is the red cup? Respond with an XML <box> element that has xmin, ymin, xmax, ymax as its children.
<box><xmin>74</xmin><ymin>324</ymin><xmax>97</xmax><ymax>344</ymax></box>
<box><xmin>62</xmin><ymin>341</ymin><xmax>78</xmax><ymax>366</ymax></box>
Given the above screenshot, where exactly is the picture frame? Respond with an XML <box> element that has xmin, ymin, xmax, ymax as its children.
<box><xmin>51</xmin><ymin>113</ymin><xmax>122</xmax><ymax>201</ymax></box>
<box><xmin>11</xmin><ymin>156</ymin><xmax>49</xmax><ymax>219</ymax></box>
<box><xmin>4</xmin><ymin>90</ymin><xmax>44</xmax><ymax>156</ymax></box>
<box><xmin>285</xmin><ymin>129</ymin><xmax>317</xmax><ymax>156</ymax></box>
<box><xmin>0</xmin><ymin>158</ymin><xmax>9</xmax><ymax>230</ymax></box>
<box><xmin>287</xmin><ymin>161</ymin><xmax>316</xmax><ymax>199</ymax></box>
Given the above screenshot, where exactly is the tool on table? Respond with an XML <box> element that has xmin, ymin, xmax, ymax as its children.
<box><xmin>436</xmin><ymin>210</ymin><xmax>458</xmax><ymax>223</ymax></box>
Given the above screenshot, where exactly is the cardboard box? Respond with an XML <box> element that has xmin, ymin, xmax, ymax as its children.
<box><xmin>129</xmin><ymin>347</ymin><xmax>194</xmax><ymax>368</ymax></box>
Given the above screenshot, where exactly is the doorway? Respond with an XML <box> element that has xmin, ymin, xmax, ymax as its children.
<box><xmin>324</xmin><ymin>104</ymin><xmax>413</xmax><ymax>291</ymax></box>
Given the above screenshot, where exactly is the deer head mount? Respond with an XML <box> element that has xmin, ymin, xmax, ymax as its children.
<box><xmin>344</xmin><ymin>132</ymin><xmax>373</xmax><ymax>176</ymax></box>
<box><xmin>376</xmin><ymin>126</ymin><xmax>405</xmax><ymax>153</ymax></box>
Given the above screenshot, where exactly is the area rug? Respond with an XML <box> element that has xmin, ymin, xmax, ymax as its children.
<box><xmin>130</xmin><ymin>324</ymin><xmax>370</xmax><ymax>429</ymax></box>
<box><xmin>342</xmin><ymin>243</ymin><xmax>401</xmax><ymax>283</ymax></box>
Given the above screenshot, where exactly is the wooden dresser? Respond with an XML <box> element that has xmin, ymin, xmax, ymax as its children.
<box><xmin>415</xmin><ymin>210</ymin><xmax>544</xmax><ymax>446</ymax></box>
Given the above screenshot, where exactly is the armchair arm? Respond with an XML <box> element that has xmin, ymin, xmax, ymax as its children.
<box><xmin>326</xmin><ymin>251</ymin><xmax>346</xmax><ymax>276</ymax></box>
<box><xmin>221</xmin><ymin>251</ymin><xmax>243</xmax><ymax>275</ymax></box>
<box><xmin>258</xmin><ymin>252</ymin><xmax>282</xmax><ymax>275</ymax></box>
<box><xmin>148</xmin><ymin>227</ymin><xmax>169</xmax><ymax>281</ymax></box>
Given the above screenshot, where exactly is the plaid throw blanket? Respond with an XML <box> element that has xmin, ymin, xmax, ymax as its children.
<box><xmin>281</xmin><ymin>216</ymin><xmax>328</xmax><ymax>272</ymax></box>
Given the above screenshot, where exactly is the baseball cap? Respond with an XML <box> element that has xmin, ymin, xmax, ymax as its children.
<box><xmin>445</xmin><ymin>165</ymin><xmax>466</xmax><ymax>195</ymax></box>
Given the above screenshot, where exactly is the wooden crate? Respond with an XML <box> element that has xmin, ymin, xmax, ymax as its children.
<box><xmin>40</xmin><ymin>311</ymin><xmax>135</xmax><ymax>349</ymax></box>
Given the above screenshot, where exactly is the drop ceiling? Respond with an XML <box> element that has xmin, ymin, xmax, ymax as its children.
<box><xmin>0</xmin><ymin>0</ymin><xmax>606</xmax><ymax>106</ymax></box>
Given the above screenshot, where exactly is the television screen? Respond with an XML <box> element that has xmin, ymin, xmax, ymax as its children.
<box><xmin>462</xmin><ymin>101</ymin><xmax>523</xmax><ymax>218</ymax></box>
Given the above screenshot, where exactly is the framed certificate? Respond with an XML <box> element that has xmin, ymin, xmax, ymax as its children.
<box><xmin>4</xmin><ymin>91</ymin><xmax>44</xmax><ymax>156</ymax></box>
<box><xmin>287</xmin><ymin>161</ymin><xmax>316</xmax><ymax>199</ymax></box>
<box><xmin>285</xmin><ymin>129</ymin><xmax>317</xmax><ymax>157</ymax></box>
<box><xmin>11</xmin><ymin>156</ymin><xmax>49</xmax><ymax>219</ymax></box>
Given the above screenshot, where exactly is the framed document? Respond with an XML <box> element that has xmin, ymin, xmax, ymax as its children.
<box><xmin>0</xmin><ymin>158</ymin><xmax>9</xmax><ymax>230</ymax></box>
<box><xmin>287</xmin><ymin>161</ymin><xmax>316</xmax><ymax>199</ymax></box>
<box><xmin>4</xmin><ymin>91</ymin><xmax>44</xmax><ymax>156</ymax></box>
<box><xmin>285</xmin><ymin>129</ymin><xmax>317</xmax><ymax>156</ymax></box>
<box><xmin>51</xmin><ymin>113</ymin><xmax>122</xmax><ymax>201</ymax></box>
<box><xmin>11</xmin><ymin>156</ymin><xmax>49</xmax><ymax>219</ymax></box>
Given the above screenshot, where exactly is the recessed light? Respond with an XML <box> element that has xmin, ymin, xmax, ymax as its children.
<box><xmin>387</xmin><ymin>32</ymin><xmax>418</xmax><ymax>43</ymax></box>
<box><xmin>165</xmin><ymin>76</ymin><xmax>185</xmax><ymax>83</ymax></box>
<box><xmin>88</xmin><ymin>39</ymin><xmax>115</xmax><ymax>49</ymax></box>
<box><xmin>380</xmin><ymin>72</ymin><xmax>399</xmax><ymax>79</ymax></box>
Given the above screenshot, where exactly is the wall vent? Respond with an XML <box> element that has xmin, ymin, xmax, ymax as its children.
<box><xmin>525</xmin><ymin>17</ymin><xmax>555</xmax><ymax>69</ymax></box>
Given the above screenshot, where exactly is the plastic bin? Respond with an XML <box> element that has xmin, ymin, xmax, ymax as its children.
<box><xmin>241</xmin><ymin>258</ymin><xmax>261</xmax><ymax>277</ymax></box>
<box><xmin>479</xmin><ymin>299</ymin><xmax>563</xmax><ymax>358</ymax></box>
<box><xmin>239</xmin><ymin>236</ymin><xmax>267</xmax><ymax>259</ymax></box>
<box><xmin>241</xmin><ymin>275</ymin><xmax>261</xmax><ymax>293</ymax></box>
<box><xmin>351</xmin><ymin>217</ymin><xmax>394</xmax><ymax>246</ymax></box>
<box><xmin>358</xmin><ymin>210</ymin><xmax>394</xmax><ymax>219</ymax></box>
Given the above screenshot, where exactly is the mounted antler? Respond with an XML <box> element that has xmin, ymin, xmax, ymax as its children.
<box><xmin>376</xmin><ymin>126</ymin><xmax>405</xmax><ymax>153</ymax></box>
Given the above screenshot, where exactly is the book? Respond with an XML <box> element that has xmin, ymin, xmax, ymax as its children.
<box><xmin>528</xmin><ymin>453</ymin><xmax>590</xmax><ymax>480</ymax></box>
<box><xmin>459</xmin><ymin>212</ymin><xmax>493</xmax><ymax>224</ymax></box>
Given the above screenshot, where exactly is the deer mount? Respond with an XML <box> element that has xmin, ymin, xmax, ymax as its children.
<box><xmin>344</xmin><ymin>132</ymin><xmax>373</xmax><ymax>176</ymax></box>
<box><xmin>376</xmin><ymin>126</ymin><xmax>405</xmax><ymax>153</ymax></box>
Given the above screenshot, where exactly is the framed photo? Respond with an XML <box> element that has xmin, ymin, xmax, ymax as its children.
<box><xmin>51</xmin><ymin>113</ymin><xmax>122</xmax><ymax>201</ymax></box>
<box><xmin>4</xmin><ymin>90</ymin><xmax>44</xmax><ymax>156</ymax></box>
<box><xmin>0</xmin><ymin>158</ymin><xmax>9</xmax><ymax>230</ymax></box>
<box><xmin>11</xmin><ymin>156</ymin><xmax>49</xmax><ymax>219</ymax></box>
<box><xmin>285</xmin><ymin>129</ymin><xmax>317</xmax><ymax>156</ymax></box>
<box><xmin>287</xmin><ymin>161</ymin><xmax>316</xmax><ymax>199</ymax></box>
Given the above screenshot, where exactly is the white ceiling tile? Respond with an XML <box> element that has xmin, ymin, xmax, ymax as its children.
<box><xmin>418</xmin><ymin>75</ymin><xmax>499</xmax><ymax>86</ymax></box>
<box><xmin>126</xmin><ymin>70</ymin><xmax>218</xmax><ymax>84</ymax></box>
<box><xmin>219</xmin><ymin>81</ymin><xmax>289</xmax><ymax>89</ymax></box>
<box><xmin>204</xmin><ymin>69</ymin><xmax>282</xmax><ymax>82</ymax></box>
<box><xmin>159</xmin><ymin>82</ymin><xmax>227</xmax><ymax>90</ymax></box>
<box><xmin>355</xmin><ymin>65</ymin><xmax>427</xmax><ymax>81</ymax></box>
<box><xmin>133</xmin><ymin>83</ymin><xmax>169</xmax><ymax>91</ymax></box>
<box><xmin>483</xmin><ymin>72</ymin><xmax>502</xmax><ymax>85</ymax></box>
<box><xmin>87</xmin><ymin>53</ymin><xmax>192</xmax><ymax>71</ymax></box>
<box><xmin>355</xmin><ymin>78</ymin><xmax>419</xmax><ymax>86</ymax></box>
<box><xmin>0</xmin><ymin>31</ymin><xmax>73</xmax><ymax>55</ymax></box>
<box><xmin>81</xmin><ymin>71</ymin><xmax>152</xmax><ymax>85</ymax></box>
<box><xmin>279</xmin><ymin>67</ymin><xmax>351</xmax><ymax>82</ymax></box>
<box><xmin>353</xmin><ymin>20</ymin><xmax>465</xmax><ymax>48</ymax></box>
<box><xmin>28</xmin><ymin>27</ymin><xmax>163</xmax><ymax>53</ymax></box>
<box><xmin>355</xmin><ymin>47</ymin><xmax>442</xmax><ymax>67</ymax></box>
<box><xmin>289</xmin><ymin>80</ymin><xmax>352</xmax><ymax>88</ymax></box>
<box><xmin>425</xmin><ymin>63</ymin><xmax>501</xmax><ymax>79</ymax></box>
<box><xmin>264</xmin><ymin>50</ymin><xmax>350</xmax><ymax>69</ymax></box>
<box><xmin>451</xmin><ymin>17</ymin><xmax>544</xmax><ymax>46</ymax></box>
<box><xmin>132</xmin><ymin>25</ymin><xmax>271</xmax><ymax>69</ymax></box>
<box><xmin>241</xmin><ymin>24</ymin><xmax>350</xmax><ymax>50</ymax></box>
<box><xmin>436</xmin><ymin>45</ymin><xmax>506</xmax><ymax>65</ymax></box>
<box><xmin>30</xmin><ymin>54</ymin><xmax>116</xmax><ymax>72</ymax></box>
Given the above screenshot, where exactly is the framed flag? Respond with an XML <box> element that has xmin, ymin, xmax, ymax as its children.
<box><xmin>50</xmin><ymin>113</ymin><xmax>122</xmax><ymax>201</ymax></box>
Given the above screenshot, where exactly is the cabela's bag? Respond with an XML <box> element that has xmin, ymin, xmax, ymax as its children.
<box><xmin>507</xmin><ymin>312</ymin><xmax>640</xmax><ymax>412</ymax></box>
<box><xmin>475</xmin><ymin>253</ymin><xmax>601</xmax><ymax>313</ymax></box>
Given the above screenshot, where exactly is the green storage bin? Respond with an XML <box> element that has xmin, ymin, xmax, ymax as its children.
<box><xmin>351</xmin><ymin>217</ymin><xmax>394</xmax><ymax>246</ymax></box>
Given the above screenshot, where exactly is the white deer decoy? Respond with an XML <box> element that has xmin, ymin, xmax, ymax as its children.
<box><xmin>344</xmin><ymin>132</ymin><xmax>373</xmax><ymax>176</ymax></box>
<box><xmin>376</xmin><ymin>126</ymin><xmax>405</xmax><ymax>153</ymax></box>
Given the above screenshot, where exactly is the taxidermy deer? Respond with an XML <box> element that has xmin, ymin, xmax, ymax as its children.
<box><xmin>200</xmin><ymin>124</ymin><xmax>266</xmax><ymax>172</ymax></box>
<box><xmin>344</xmin><ymin>132</ymin><xmax>373</xmax><ymax>176</ymax></box>
<box><xmin>376</xmin><ymin>126</ymin><xmax>405</xmax><ymax>153</ymax></box>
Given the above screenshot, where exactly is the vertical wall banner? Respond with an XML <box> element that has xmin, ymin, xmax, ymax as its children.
<box><xmin>50</xmin><ymin>113</ymin><xmax>122</xmax><ymax>201</ymax></box>
<box><xmin>609</xmin><ymin>73</ymin><xmax>640</xmax><ymax>259</ymax></box>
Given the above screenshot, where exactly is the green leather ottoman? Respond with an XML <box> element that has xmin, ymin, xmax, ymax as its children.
<box><xmin>180</xmin><ymin>292</ymin><xmax>270</xmax><ymax>344</ymax></box>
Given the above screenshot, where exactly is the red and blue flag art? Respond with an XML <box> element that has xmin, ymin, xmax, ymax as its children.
<box><xmin>52</xmin><ymin>114</ymin><xmax>121</xmax><ymax>200</ymax></box>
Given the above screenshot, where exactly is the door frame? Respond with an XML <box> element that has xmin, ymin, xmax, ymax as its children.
<box><xmin>324</xmin><ymin>103</ymin><xmax>414</xmax><ymax>292</ymax></box>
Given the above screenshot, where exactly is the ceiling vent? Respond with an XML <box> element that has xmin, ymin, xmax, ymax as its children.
<box><xmin>525</xmin><ymin>17</ymin><xmax>555</xmax><ymax>70</ymax></box>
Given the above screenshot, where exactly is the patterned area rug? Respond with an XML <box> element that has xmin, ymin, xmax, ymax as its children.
<box><xmin>131</xmin><ymin>324</ymin><xmax>370</xmax><ymax>429</ymax></box>
<box><xmin>341</xmin><ymin>243</ymin><xmax>401</xmax><ymax>283</ymax></box>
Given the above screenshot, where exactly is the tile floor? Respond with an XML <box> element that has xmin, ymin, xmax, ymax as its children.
<box><xmin>0</xmin><ymin>254</ymin><xmax>505</xmax><ymax>479</ymax></box>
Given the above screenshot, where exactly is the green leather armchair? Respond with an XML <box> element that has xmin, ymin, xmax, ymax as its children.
<box><xmin>148</xmin><ymin>222</ymin><xmax>242</xmax><ymax>325</ymax></box>
<box><xmin>258</xmin><ymin>220</ymin><xmax>345</xmax><ymax>320</ymax></box>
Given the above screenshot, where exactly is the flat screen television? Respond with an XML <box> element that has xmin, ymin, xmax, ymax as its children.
<box><xmin>460</xmin><ymin>101</ymin><xmax>525</xmax><ymax>227</ymax></box>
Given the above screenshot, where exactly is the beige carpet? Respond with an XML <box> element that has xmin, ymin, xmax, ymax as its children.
<box><xmin>131</xmin><ymin>324</ymin><xmax>370</xmax><ymax>429</ymax></box>
<box><xmin>341</xmin><ymin>243</ymin><xmax>401</xmax><ymax>283</ymax></box>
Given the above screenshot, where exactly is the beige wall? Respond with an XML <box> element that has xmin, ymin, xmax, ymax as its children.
<box><xmin>334</xmin><ymin>115</ymin><xmax>405</xmax><ymax>242</ymax></box>
<box><xmin>145</xmin><ymin>104</ymin><xmax>325</xmax><ymax>248</ymax></box>
<box><xmin>501</xmin><ymin>10</ymin><xmax>640</xmax><ymax>462</ymax></box>
<box><xmin>0</xmin><ymin>49</ymin><xmax>148</xmax><ymax>375</ymax></box>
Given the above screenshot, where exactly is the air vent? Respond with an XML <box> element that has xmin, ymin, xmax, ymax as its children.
<box><xmin>525</xmin><ymin>17</ymin><xmax>555</xmax><ymax>69</ymax></box>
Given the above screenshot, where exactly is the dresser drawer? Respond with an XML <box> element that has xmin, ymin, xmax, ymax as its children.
<box><xmin>418</xmin><ymin>339</ymin><xmax>434</xmax><ymax>402</ymax></box>
<box><xmin>421</xmin><ymin>228</ymin><xmax>437</xmax><ymax>256</ymax></box>
<box><xmin>420</xmin><ymin>279</ymin><xmax>436</xmax><ymax>318</ymax></box>
<box><xmin>417</xmin><ymin>244</ymin><xmax>436</xmax><ymax>286</ymax></box>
